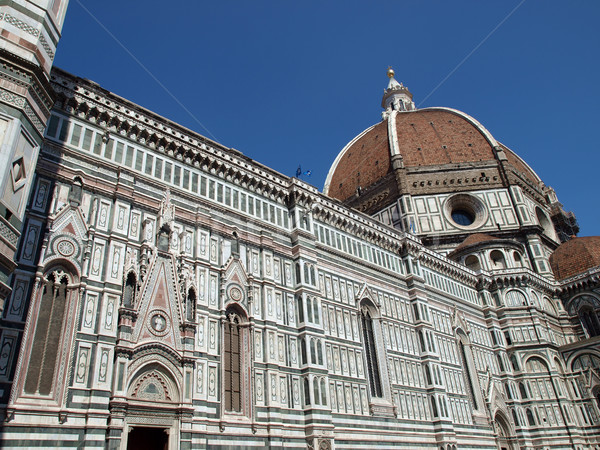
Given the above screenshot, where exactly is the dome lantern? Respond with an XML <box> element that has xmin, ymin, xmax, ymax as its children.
<box><xmin>382</xmin><ymin>67</ymin><xmax>415</xmax><ymax>112</ymax></box>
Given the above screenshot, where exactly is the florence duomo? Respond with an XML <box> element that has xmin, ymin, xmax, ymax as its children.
<box><xmin>0</xmin><ymin>1</ymin><xmax>599</xmax><ymax>449</ymax></box>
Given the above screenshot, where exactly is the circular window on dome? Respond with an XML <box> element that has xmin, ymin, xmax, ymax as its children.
<box><xmin>451</xmin><ymin>209</ymin><xmax>475</xmax><ymax>226</ymax></box>
<box><xmin>444</xmin><ymin>194</ymin><xmax>487</xmax><ymax>230</ymax></box>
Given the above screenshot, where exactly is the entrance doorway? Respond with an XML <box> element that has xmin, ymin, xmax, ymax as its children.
<box><xmin>494</xmin><ymin>412</ymin><xmax>513</xmax><ymax>450</ymax></box>
<box><xmin>127</xmin><ymin>427</ymin><xmax>169</xmax><ymax>450</ymax></box>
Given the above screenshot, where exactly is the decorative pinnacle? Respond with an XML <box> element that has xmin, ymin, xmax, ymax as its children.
<box><xmin>387</xmin><ymin>66</ymin><xmax>395</xmax><ymax>78</ymax></box>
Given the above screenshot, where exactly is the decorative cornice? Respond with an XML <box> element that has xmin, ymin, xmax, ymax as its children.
<box><xmin>50</xmin><ymin>69</ymin><xmax>290</xmax><ymax>203</ymax></box>
<box><xmin>418</xmin><ymin>247</ymin><xmax>479</xmax><ymax>286</ymax></box>
<box><xmin>489</xmin><ymin>267</ymin><xmax>556</xmax><ymax>294</ymax></box>
<box><xmin>555</xmin><ymin>267</ymin><xmax>600</xmax><ymax>296</ymax></box>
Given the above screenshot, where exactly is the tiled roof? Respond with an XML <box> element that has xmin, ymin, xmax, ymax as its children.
<box><xmin>327</xmin><ymin>109</ymin><xmax>497</xmax><ymax>202</ymax></box>
<box><xmin>453</xmin><ymin>233</ymin><xmax>499</xmax><ymax>252</ymax></box>
<box><xmin>549</xmin><ymin>236</ymin><xmax>600</xmax><ymax>281</ymax></box>
<box><xmin>327</xmin><ymin>120</ymin><xmax>391</xmax><ymax>201</ymax></box>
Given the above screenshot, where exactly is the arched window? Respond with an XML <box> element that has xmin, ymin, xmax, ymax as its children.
<box><xmin>526</xmin><ymin>408</ymin><xmax>536</xmax><ymax>426</ymax></box>
<box><xmin>519</xmin><ymin>382</ymin><xmax>528</xmax><ymax>399</ymax></box>
<box><xmin>361</xmin><ymin>303</ymin><xmax>382</xmax><ymax>398</ymax></box>
<box><xmin>303</xmin><ymin>377</ymin><xmax>311</xmax><ymax>406</ymax></box>
<box><xmin>505</xmin><ymin>290</ymin><xmax>528</xmax><ymax>307</ymax></box>
<box><xmin>317</xmin><ymin>339</ymin><xmax>323</xmax><ymax>365</ymax></box>
<box><xmin>567</xmin><ymin>295</ymin><xmax>600</xmax><ymax>338</ymax></box>
<box><xmin>25</xmin><ymin>269</ymin><xmax>73</xmax><ymax>395</ymax></box>
<box><xmin>543</xmin><ymin>296</ymin><xmax>558</xmax><ymax>316</ymax></box>
<box><xmin>297</xmin><ymin>296</ymin><xmax>304</xmax><ymax>323</ymax></box>
<box><xmin>511</xmin><ymin>409</ymin><xmax>520</xmax><ymax>426</ymax></box>
<box><xmin>490</xmin><ymin>250</ymin><xmax>506</xmax><ymax>270</ymax></box>
<box><xmin>513</xmin><ymin>251</ymin><xmax>523</xmax><ymax>267</ymax></box>
<box><xmin>579</xmin><ymin>306</ymin><xmax>600</xmax><ymax>337</ymax></box>
<box><xmin>123</xmin><ymin>271</ymin><xmax>136</xmax><ymax>307</ymax></box>
<box><xmin>223</xmin><ymin>306</ymin><xmax>245</xmax><ymax>413</ymax></box>
<box><xmin>431</xmin><ymin>396</ymin><xmax>439</xmax><ymax>417</ymax></box>
<box><xmin>535</xmin><ymin>207</ymin><xmax>555</xmax><ymax>239</ymax></box>
<box><xmin>424</xmin><ymin>364</ymin><xmax>433</xmax><ymax>385</ymax></box>
<box><xmin>465</xmin><ymin>255</ymin><xmax>481</xmax><ymax>272</ymax></box>
<box><xmin>306</xmin><ymin>296</ymin><xmax>313</xmax><ymax>322</ymax></box>
<box><xmin>320</xmin><ymin>378</ymin><xmax>327</xmax><ymax>405</ymax></box>
<box><xmin>504</xmin><ymin>382</ymin><xmax>513</xmax><ymax>399</ymax></box>
<box><xmin>300</xmin><ymin>337</ymin><xmax>307</xmax><ymax>365</ymax></box>
<box><xmin>312</xmin><ymin>297</ymin><xmax>320</xmax><ymax>324</ymax></box>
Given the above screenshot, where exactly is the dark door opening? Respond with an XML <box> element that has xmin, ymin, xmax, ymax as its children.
<box><xmin>127</xmin><ymin>427</ymin><xmax>169</xmax><ymax>450</ymax></box>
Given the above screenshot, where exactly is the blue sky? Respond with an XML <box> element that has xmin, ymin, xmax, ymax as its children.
<box><xmin>55</xmin><ymin>1</ymin><xmax>600</xmax><ymax>236</ymax></box>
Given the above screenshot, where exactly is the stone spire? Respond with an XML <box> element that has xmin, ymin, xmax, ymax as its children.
<box><xmin>381</xmin><ymin>67</ymin><xmax>415</xmax><ymax>112</ymax></box>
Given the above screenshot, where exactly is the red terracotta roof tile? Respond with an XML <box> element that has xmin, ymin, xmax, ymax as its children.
<box><xmin>549</xmin><ymin>236</ymin><xmax>600</xmax><ymax>280</ymax></box>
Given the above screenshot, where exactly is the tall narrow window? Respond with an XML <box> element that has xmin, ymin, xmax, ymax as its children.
<box><xmin>361</xmin><ymin>305</ymin><xmax>382</xmax><ymax>398</ymax></box>
<box><xmin>519</xmin><ymin>382</ymin><xmax>528</xmax><ymax>399</ymax></box>
<box><xmin>224</xmin><ymin>307</ymin><xmax>242</xmax><ymax>412</ymax></box>
<box><xmin>297</xmin><ymin>296</ymin><xmax>304</xmax><ymax>323</ymax></box>
<box><xmin>304</xmin><ymin>377</ymin><xmax>311</xmax><ymax>406</ymax></box>
<box><xmin>25</xmin><ymin>270</ymin><xmax>71</xmax><ymax>395</ymax></box>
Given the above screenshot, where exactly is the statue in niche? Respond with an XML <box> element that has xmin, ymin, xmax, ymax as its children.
<box><xmin>158</xmin><ymin>189</ymin><xmax>175</xmax><ymax>230</ymax></box>
<box><xmin>231</xmin><ymin>231</ymin><xmax>240</xmax><ymax>257</ymax></box>
<box><xmin>157</xmin><ymin>224</ymin><xmax>171</xmax><ymax>252</ymax></box>
<box><xmin>156</xmin><ymin>189</ymin><xmax>175</xmax><ymax>252</ymax></box>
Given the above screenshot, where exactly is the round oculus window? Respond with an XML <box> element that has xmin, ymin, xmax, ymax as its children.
<box><xmin>444</xmin><ymin>194</ymin><xmax>487</xmax><ymax>230</ymax></box>
<box><xmin>451</xmin><ymin>209</ymin><xmax>475</xmax><ymax>226</ymax></box>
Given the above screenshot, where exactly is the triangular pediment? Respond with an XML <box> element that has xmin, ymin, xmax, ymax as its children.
<box><xmin>223</xmin><ymin>257</ymin><xmax>248</xmax><ymax>286</ymax></box>
<box><xmin>223</xmin><ymin>257</ymin><xmax>249</xmax><ymax>311</ymax></box>
<box><xmin>355</xmin><ymin>283</ymin><xmax>377</xmax><ymax>307</ymax></box>
<box><xmin>488</xmin><ymin>377</ymin><xmax>510</xmax><ymax>423</ymax></box>
<box><xmin>132</xmin><ymin>253</ymin><xmax>184</xmax><ymax>351</ymax></box>
<box><xmin>451</xmin><ymin>305</ymin><xmax>470</xmax><ymax>335</ymax></box>
<box><xmin>50</xmin><ymin>204</ymin><xmax>88</xmax><ymax>240</ymax></box>
<box><xmin>42</xmin><ymin>205</ymin><xmax>89</xmax><ymax>272</ymax></box>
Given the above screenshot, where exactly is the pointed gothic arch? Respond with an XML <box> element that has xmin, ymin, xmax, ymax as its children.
<box><xmin>22</xmin><ymin>264</ymin><xmax>80</xmax><ymax>401</ymax></box>
<box><xmin>494</xmin><ymin>410</ymin><xmax>515</xmax><ymax>450</ymax></box>
<box><xmin>567</xmin><ymin>295</ymin><xmax>600</xmax><ymax>338</ymax></box>
<box><xmin>128</xmin><ymin>362</ymin><xmax>181</xmax><ymax>404</ymax></box>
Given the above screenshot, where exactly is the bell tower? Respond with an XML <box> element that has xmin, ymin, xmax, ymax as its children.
<box><xmin>0</xmin><ymin>0</ymin><xmax>69</xmax><ymax>309</ymax></box>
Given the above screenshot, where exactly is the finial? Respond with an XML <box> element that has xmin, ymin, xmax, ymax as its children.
<box><xmin>387</xmin><ymin>66</ymin><xmax>395</xmax><ymax>79</ymax></box>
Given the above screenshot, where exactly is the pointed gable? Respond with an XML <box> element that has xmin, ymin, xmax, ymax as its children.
<box><xmin>132</xmin><ymin>254</ymin><xmax>184</xmax><ymax>351</ymax></box>
<box><xmin>223</xmin><ymin>257</ymin><xmax>249</xmax><ymax>311</ymax></box>
<box><xmin>42</xmin><ymin>204</ymin><xmax>90</xmax><ymax>272</ymax></box>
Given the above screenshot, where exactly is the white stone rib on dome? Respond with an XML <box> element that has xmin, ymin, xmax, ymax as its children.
<box><xmin>323</xmin><ymin>122</ymin><xmax>379</xmax><ymax>196</ymax></box>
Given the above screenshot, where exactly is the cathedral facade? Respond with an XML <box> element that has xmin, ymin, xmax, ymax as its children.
<box><xmin>0</xmin><ymin>4</ymin><xmax>600</xmax><ymax>450</ymax></box>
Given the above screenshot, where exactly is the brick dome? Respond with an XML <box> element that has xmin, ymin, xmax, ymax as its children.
<box><xmin>549</xmin><ymin>236</ymin><xmax>600</xmax><ymax>281</ymax></box>
<box><xmin>324</xmin><ymin>107</ymin><xmax>541</xmax><ymax>202</ymax></box>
